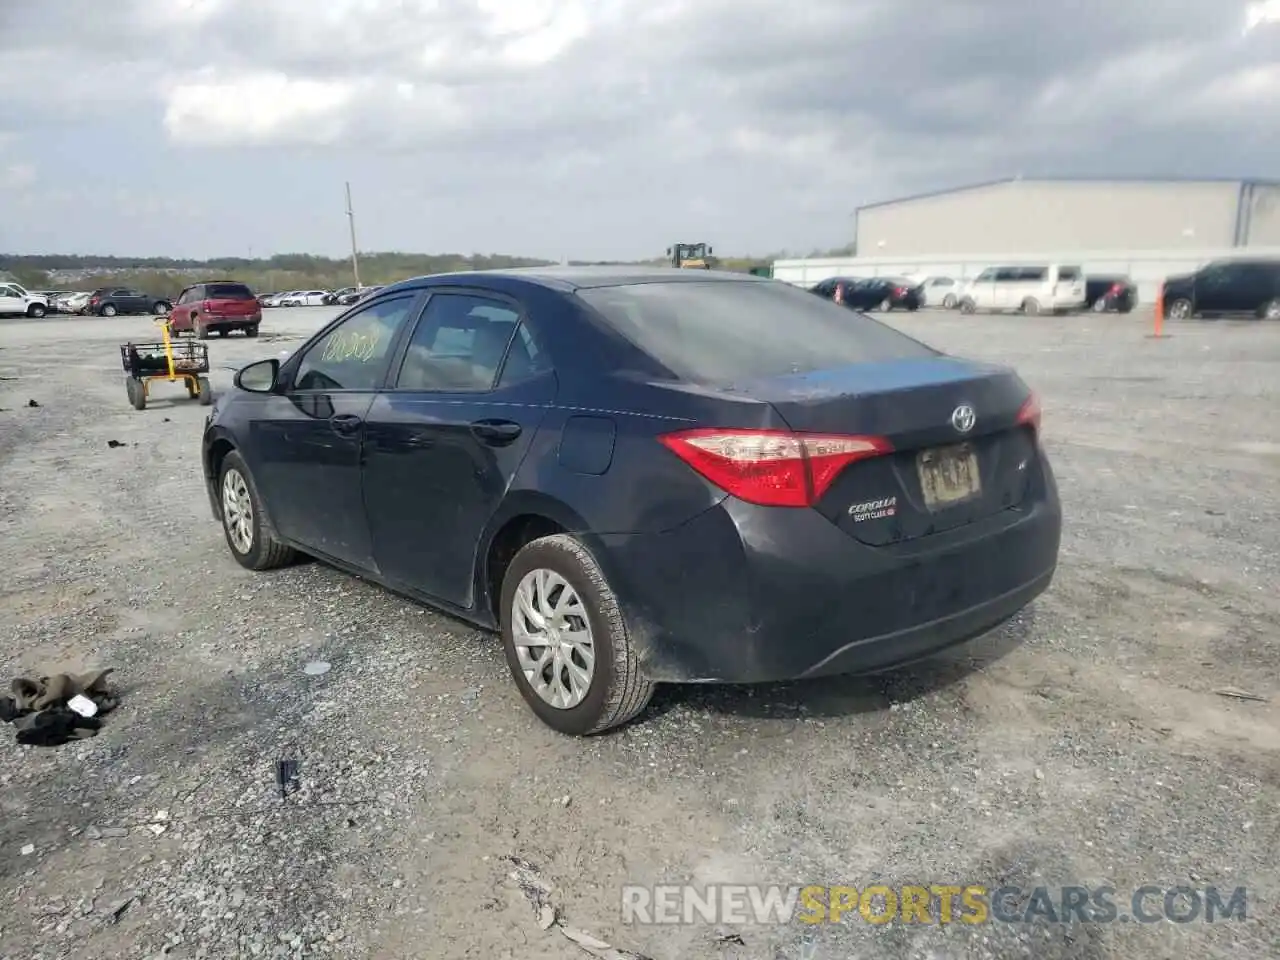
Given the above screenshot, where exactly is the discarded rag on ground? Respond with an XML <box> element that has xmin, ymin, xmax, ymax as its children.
<box><xmin>0</xmin><ymin>669</ymin><xmax>119</xmax><ymax>747</ymax></box>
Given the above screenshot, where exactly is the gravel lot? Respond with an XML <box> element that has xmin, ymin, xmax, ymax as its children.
<box><xmin>1</xmin><ymin>305</ymin><xmax>1277</xmax><ymax>960</ymax></box>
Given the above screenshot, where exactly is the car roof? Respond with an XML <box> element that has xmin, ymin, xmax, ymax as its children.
<box><xmin>381</xmin><ymin>265</ymin><xmax>766</xmax><ymax>295</ymax></box>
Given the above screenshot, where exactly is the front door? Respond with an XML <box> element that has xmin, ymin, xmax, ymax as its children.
<box><xmin>1194</xmin><ymin>262</ymin><xmax>1247</xmax><ymax>314</ymax></box>
<box><xmin>363</xmin><ymin>290</ymin><xmax>556</xmax><ymax>609</ymax></box>
<box><xmin>248</xmin><ymin>293</ymin><xmax>423</xmax><ymax>569</ymax></box>
<box><xmin>966</xmin><ymin>268</ymin><xmax>997</xmax><ymax>310</ymax></box>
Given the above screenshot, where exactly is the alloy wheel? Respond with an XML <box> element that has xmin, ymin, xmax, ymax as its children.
<box><xmin>511</xmin><ymin>568</ymin><xmax>595</xmax><ymax>709</ymax></box>
<box><xmin>221</xmin><ymin>468</ymin><xmax>254</xmax><ymax>554</ymax></box>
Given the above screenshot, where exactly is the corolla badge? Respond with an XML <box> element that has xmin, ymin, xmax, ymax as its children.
<box><xmin>950</xmin><ymin>403</ymin><xmax>976</xmax><ymax>434</ymax></box>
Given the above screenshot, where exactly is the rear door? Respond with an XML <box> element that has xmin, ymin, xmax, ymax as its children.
<box><xmin>362</xmin><ymin>289</ymin><xmax>556</xmax><ymax>609</ymax></box>
<box><xmin>248</xmin><ymin>293</ymin><xmax>424</xmax><ymax>568</ymax></box>
<box><xmin>995</xmin><ymin>267</ymin><xmax>1034</xmax><ymax>310</ymax></box>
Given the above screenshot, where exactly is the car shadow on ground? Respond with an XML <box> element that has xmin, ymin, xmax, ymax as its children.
<box><xmin>642</xmin><ymin>610</ymin><xmax>1036</xmax><ymax>724</ymax></box>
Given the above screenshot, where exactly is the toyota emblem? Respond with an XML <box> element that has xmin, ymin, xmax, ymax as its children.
<box><xmin>951</xmin><ymin>404</ymin><xmax>976</xmax><ymax>434</ymax></box>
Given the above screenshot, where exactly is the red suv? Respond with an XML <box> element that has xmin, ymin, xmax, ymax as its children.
<box><xmin>169</xmin><ymin>281</ymin><xmax>262</xmax><ymax>338</ymax></box>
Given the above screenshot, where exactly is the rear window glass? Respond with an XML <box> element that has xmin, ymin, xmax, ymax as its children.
<box><xmin>1057</xmin><ymin>266</ymin><xmax>1082</xmax><ymax>280</ymax></box>
<box><xmin>205</xmin><ymin>283</ymin><xmax>254</xmax><ymax>300</ymax></box>
<box><xmin>576</xmin><ymin>280</ymin><xmax>937</xmax><ymax>383</ymax></box>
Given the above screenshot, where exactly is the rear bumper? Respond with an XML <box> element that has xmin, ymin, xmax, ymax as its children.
<box><xmin>598</xmin><ymin>457</ymin><xmax>1061</xmax><ymax>683</ymax></box>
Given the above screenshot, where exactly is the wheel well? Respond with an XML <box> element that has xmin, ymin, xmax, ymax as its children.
<box><xmin>207</xmin><ymin>439</ymin><xmax>235</xmax><ymax>488</ymax></box>
<box><xmin>484</xmin><ymin>514</ymin><xmax>566</xmax><ymax>620</ymax></box>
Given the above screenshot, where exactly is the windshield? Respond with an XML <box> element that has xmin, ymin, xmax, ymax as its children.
<box><xmin>206</xmin><ymin>283</ymin><xmax>255</xmax><ymax>300</ymax></box>
<box><xmin>577</xmin><ymin>280</ymin><xmax>937</xmax><ymax>384</ymax></box>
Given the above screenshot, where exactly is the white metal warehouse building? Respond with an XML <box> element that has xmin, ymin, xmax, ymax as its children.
<box><xmin>772</xmin><ymin>177</ymin><xmax>1280</xmax><ymax>301</ymax></box>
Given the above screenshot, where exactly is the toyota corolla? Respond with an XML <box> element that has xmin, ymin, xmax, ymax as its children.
<box><xmin>202</xmin><ymin>267</ymin><xmax>1062</xmax><ymax>735</ymax></box>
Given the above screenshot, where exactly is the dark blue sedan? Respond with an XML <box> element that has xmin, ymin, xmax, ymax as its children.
<box><xmin>202</xmin><ymin>267</ymin><xmax>1061</xmax><ymax>735</ymax></box>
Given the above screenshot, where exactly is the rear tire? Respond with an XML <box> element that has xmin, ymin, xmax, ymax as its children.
<box><xmin>1259</xmin><ymin>299</ymin><xmax>1280</xmax><ymax>320</ymax></box>
<box><xmin>153</xmin><ymin>302</ymin><xmax>170</xmax><ymax>316</ymax></box>
<box><xmin>197</xmin><ymin>376</ymin><xmax>213</xmax><ymax>405</ymax></box>
<box><xmin>1092</xmin><ymin>298</ymin><xmax>1109</xmax><ymax>313</ymax></box>
<box><xmin>500</xmin><ymin>534</ymin><xmax>654</xmax><ymax>736</ymax></box>
<box><xmin>942</xmin><ymin>293</ymin><xmax>957</xmax><ymax>309</ymax></box>
<box><xmin>101</xmin><ymin>304</ymin><xmax>117</xmax><ymax>317</ymax></box>
<box><xmin>244</xmin><ymin>325</ymin><xmax>259</xmax><ymax>338</ymax></box>
<box><xmin>195</xmin><ymin>319</ymin><xmax>210</xmax><ymax>339</ymax></box>
<box><xmin>959</xmin><ymin>298</ymin><xmax>976</xmax><ymax>314</ymax></box>
<box><xmin>878</xmin><ymin>298</ymin><xmax>892</xmax><ymax>312</ymax></box>
<box><xmin>218</xmin><ymin>451</ymin><xmax>296</xmax><ymax>571</ymax></box>
<box><xmin>126</xmin><ymin>378</ymin><xmax>146</xmax><ymax>410</ymax></box>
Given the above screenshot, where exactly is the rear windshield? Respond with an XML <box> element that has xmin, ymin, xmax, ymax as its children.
<box><xmin>205</xmin><ymin>283</ymin><xmax>255</xmax><ymax>300</ymax></box>
<box><xmin>576</xmin><ymin>280</ymin><xmax>937</xmax><ymax>383</ymax></box>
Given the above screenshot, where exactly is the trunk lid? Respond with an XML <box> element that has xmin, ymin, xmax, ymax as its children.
<box><xmin>740</xmin><ymin>357</ymin><xmax>1037</xmax><ymax>544</ymax></box>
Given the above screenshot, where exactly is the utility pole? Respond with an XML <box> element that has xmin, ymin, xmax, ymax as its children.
<box><xmin>345</xmin><ymin>181</ymin><xmax>361</xmax><ymax>287</ymax></box>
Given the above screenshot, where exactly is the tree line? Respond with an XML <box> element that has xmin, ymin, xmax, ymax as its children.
<box><xmin>0</xmin><ymin>244</ymin><xmax>853</xmax><ymax>297</ymax></box>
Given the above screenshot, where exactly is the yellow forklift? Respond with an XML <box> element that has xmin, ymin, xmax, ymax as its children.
<box><xmin>667</xmin><ymin>242</ymin><xmax>717</xmax><ymax>269</ymax></box>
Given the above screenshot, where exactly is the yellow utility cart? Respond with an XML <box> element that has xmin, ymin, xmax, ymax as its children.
<box><xmin>120</xmin><ymin>318</ymin><xmax>213</xmax><ymax>410</ymax></box>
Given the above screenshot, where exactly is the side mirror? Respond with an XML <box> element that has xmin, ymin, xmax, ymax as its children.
<box><xmin>234</xmin><ymin>358</ymin><xmax>280</xmax><ymax>393</ymax></box>
<box><xmin>707</xmin><ymin>246</ymin><xmax>714</xmax><ymax>255</ymax></box>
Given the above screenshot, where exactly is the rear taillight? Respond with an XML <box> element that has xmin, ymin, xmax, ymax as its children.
<box><xmin>894</xmin><ymin>286</ymin><xmax>906</xmax><ymax>297</ymax></box>
<box><xmin>657</xmin><ymin>428</ymin><xmax>892</xmax><ymax>507</ymax></box>
<box><xmin>1017</xmin><ymin>393</ymin><xmax>1042</xmax><ymax>434</ymax></box>
<box><xmin>1108</xmin><ymin>282</ymin><xmax>1123</xmax><ymax>295</ymax></box>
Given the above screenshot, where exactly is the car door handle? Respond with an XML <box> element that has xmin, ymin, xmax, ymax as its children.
<box><xmin>470</xmin><ymin>419</ymin><xmax>521</xmax><ymax>445</ymax></box>
<box><xmin>329</xmin><ymin>413</ymin><xmax>363</xmax><ymax>436</ymax></box>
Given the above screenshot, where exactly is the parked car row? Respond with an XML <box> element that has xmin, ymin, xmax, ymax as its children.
<box><xmin>810</xmin><ymin>264</ymin><xmax>1137</xmax><ymax>317</ymax></box>
<box><xmin>258</xmin><ymin>285</ymin><xmax>382</xmax><ymax>308</ymax></box>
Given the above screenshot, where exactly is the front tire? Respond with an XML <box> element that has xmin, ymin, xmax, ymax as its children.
<box><xmin>26</xmin><ymin>303</ymin><xmax>45</xmax><ymax>318</ymax></box>
<box><xmin>196</xmin><ymin>376</ymin><xmax>213</xmax><ymax>405</ymax></box>
<box><xmin>959</xmin><ymin>298</ymin><xmax>976</xmax><ymax>314</ymax></box>
<box><xmin>153</xmin><ymin>302</ymin><xmax>170</xmax><ymax>316</ymax></box>
<box><xmin>942</xmin><ymin>293</ymin><xmax>957</xmax><ymax>309</ymax></box>
<box><xmin>218</xmin><ymin>451</ymin><xmax>295</xmax><ymax>571</ymax></box>
<box><xmin>1092</xmin><ymin>298</ymin><xmax>1109</xmax><ymax>313</ymax></box>
<box><xmin>1021</xmin><ymin>297</ymin><xmax>1041</xmax><ymax>315</ymax></box>
<box><xmin>244</xmin><ymin>325</ymin><xmax>259</xmax><ymax>338</ymax></box>
<box><xmin>1259</xmin><ymin>298</ymin><xmax>1280</xmax><ymax>320</ymax></box>
<box><xmin>1167</xmin><ymin>298</ymin><xmax>1193</xmax><ymax>320</ymax></box>
<box><xmin>500</xmin><ymin>534</ymin><xmax>654</xmax><ymax>736</ymax></box>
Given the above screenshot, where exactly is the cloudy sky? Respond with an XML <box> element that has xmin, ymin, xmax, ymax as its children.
<box><xmin>1</xmin><ymin>0</ymin><xmax>1278</xmax><ymax>260</ymax></box>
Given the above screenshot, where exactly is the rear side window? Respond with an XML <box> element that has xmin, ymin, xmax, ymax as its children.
<box><xmin>1056</xmin><ymin>266</ymin><xmax>1081</xmax><ymax>281</ymax></box>
<box><xmin>576</xmin><ymin>280</ymin><xmax>937</xmax><ymax>384</ymax></box>
<box><xmin>205</xmin><ymin>283</ymin><xmax>255</xmax><ymax>299</ymax></box>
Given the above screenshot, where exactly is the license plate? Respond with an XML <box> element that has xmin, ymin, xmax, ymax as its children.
<box><xmin>917</xmin><ymin>443</ymin><xmax>981</xmax><ymax>510</ymax></box>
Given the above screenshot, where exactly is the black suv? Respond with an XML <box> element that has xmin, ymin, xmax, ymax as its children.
<box><xmin>88</xmin><ymin>287</ymin><xmax>172</xmax><ymax>317</ymax></box>
<box><xmin>1161</xmin><ymin>259</ymin><xmax>1280</xmax><ymax>320</ymax></box>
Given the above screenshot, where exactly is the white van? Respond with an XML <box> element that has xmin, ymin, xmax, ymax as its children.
<box><xmin>958</xmin><ymin>264</ymin><xmax>1086</xmax><ymax>315</ymax></box>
